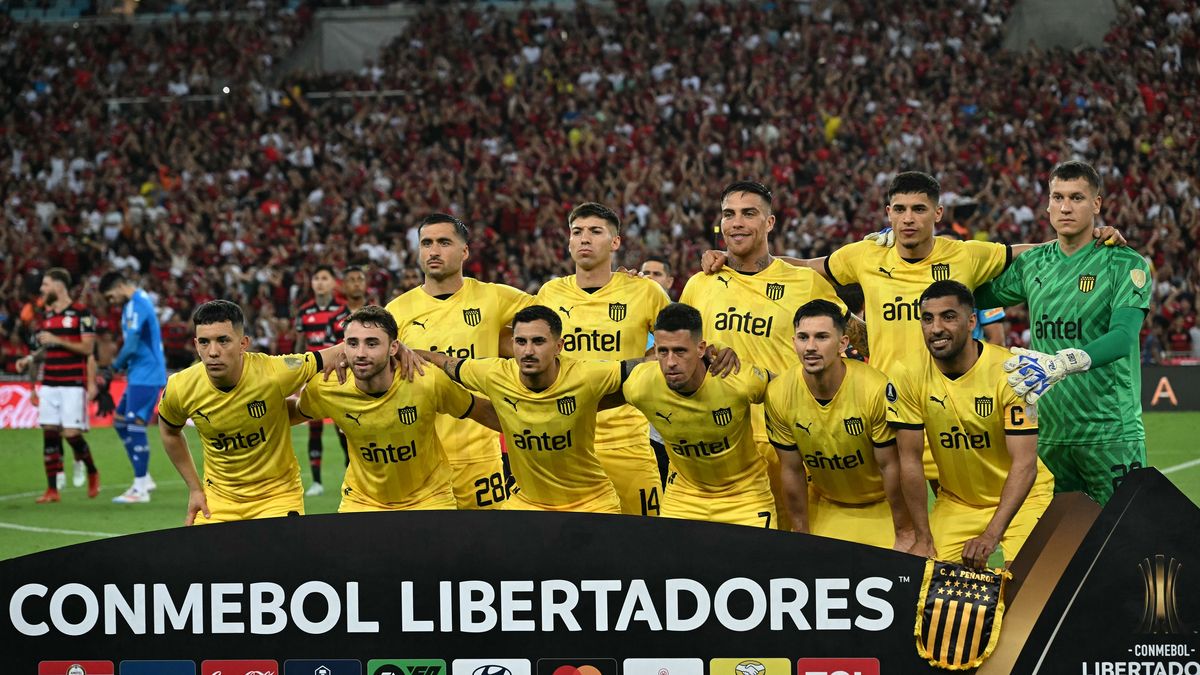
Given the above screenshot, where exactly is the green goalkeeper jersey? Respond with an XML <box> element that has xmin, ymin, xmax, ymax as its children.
<box><xmin>983</xmin><ymin>242</ymin><xmax>1151</xmax><ymax>444</ymax></box>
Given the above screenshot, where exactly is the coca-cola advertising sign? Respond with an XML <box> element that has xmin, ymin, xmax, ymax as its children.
<box><xmin>0</xmin><ymin>379</ymin><xmax>128</xmax><ymax>429</ymax></box>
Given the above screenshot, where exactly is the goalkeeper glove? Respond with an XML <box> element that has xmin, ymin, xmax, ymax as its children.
<box><xmin>864</xmin><ymin>227</ymin><xmax>895</xmax><ymax>247</ymax></box>
<box><xmin>1002</xmin><ymin>347</ymin><xmax>1091</xmax><ymax>404</ymax></box>
<box><xmin>94</xmin><ymin>368</ymin><xmax>117</xmax><ymax>417</ymax></box>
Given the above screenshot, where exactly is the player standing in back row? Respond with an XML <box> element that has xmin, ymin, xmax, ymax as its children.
<box><xmin>386</xmin><ymin>213</ymin><xmax>534</xmax><ymax>509</ymax></box>
<box><xmin>295</xmin><ymin>265</ymin><xmax>350</xmax><ymax>496</ymax></box>
<box><xmin>99</xmin><ymin>272</ymin><xmax>168</xmax><ymax>504</ymax></box>
<box><xmin>978</xmin><ymin>161</ymin><xmax>1152</xmax><ymax>506</ymax></box>
<box><xmin>536</xmin><ymin>203</ymin><xmax>671</xmax><ymax>516</ymax></box>
<box><xmin>681</xmin><ymin>181</ymin><xmax>851</xmax><ymax>529</ymax></box>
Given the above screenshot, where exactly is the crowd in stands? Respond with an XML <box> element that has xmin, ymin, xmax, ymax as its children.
<box><xmin>1</xmin><ymin>0</ymin><xmax>1197</xmax><ymax>371</ymax></box>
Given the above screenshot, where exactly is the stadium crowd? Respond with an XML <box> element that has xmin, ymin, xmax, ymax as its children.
<box><xmin>1</xmin><ymin>0</ymin><xmax>1198</xmax><ymax>369</ymax></box>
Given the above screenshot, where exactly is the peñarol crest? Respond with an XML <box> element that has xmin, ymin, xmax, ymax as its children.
<box><xmin>1079</xmin><ymin>274</ymin><xmax>1096</xmax><ymax>293</ymax></box>
<box><xmin>765</xmin><ymin>283</ymin><xmax>785</xmax><ymax>301</ymax></box>
<box><xmin>915</xmin><ymin>560</ymin><xmax>1010</xmax><ymax>670</ymax></box>
<box><xmin>608</xmin><ymin>303</ymin><xmax>627</xmax><ymax>322</ymax></box>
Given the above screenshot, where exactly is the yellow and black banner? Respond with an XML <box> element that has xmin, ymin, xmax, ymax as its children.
<box><xmin>915</xmin><ymin>560</ymin><xmax>1010</xmax><ymax>670</ymax></box>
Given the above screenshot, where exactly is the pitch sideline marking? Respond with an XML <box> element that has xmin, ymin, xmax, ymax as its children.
<box><xmin>0</xmin><ymin>522</ymin><xmax>122</xmax><ymax>538</ymax></box>
<box><xmin>1162</xmin><ymin>457</ymin><xmax>1200</xmax><ymax>475</ymax></box>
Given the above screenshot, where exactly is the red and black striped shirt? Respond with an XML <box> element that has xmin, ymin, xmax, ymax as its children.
<box><xmin>39</xmin><ymin>304</ymin><xmax>95</xmax><ymax>387</ymax></box>
<box><xmin>294</xmin><ymin>299</ymin><xmax>348</xmax><ymax>352</ymax></box>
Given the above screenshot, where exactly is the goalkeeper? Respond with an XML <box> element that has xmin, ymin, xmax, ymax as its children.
<box><xmin>974</xmin><ymin>161</ymin><xmax>1151</xmax><ymax>506</ymax></box>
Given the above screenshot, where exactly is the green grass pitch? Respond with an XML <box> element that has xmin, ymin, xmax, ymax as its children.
<box><xmin>0</xmin><ymin>413</ymin><xmax>1196</xmax><ymax>561</ymax></box>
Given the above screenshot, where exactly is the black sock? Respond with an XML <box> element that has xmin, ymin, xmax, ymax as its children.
<box><xmin>66</xmin><ymin>435</ymin><xmax>97</xmax><ymax>474</ymax></box>
<box><xmin>43</xmin><ymin>429</ymin><xmax>63</xmax><ymax>490</ymax></box>
<box><xmin>308</xmin><ymin>421</ymin><xmax>323</xmax><ymax>484</ymax></box>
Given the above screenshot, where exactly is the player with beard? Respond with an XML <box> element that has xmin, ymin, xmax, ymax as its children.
<box><xmin>16</xmin><ymin>268</ymin><xmax>101</xmax><ymax>503</ymax></box>
<box><xmin>681</xmin><ymin>181</ymin><xmax>849</xmax><ymax>529</ymax></box>
<box><xmin>888</xmin><ymin>281</ymin><xmax>1052</xmax><ymax>568</ymax></box>
<box><xmin>535</xmin><ymin>203</ymin><xmax>671</xmax><ymax>516</ymax></box>
<box><xmin>766</xmin><ymin>300</ymin><xmax>911</xmax><ymax>549</ymax></box>
<box><xmin>386</xmin><ymin>213</ymin><xmax>533</xmax><ymax>509</ymax></box>
<box><xmin>293</xmin><ymin>306</ymin><xmax>499</xmax><ymax>511</ymax></box>
<box><xmin>421</xmin><ymin>305</ymin><xmax>643</xmax><ymax>513</ymax></box>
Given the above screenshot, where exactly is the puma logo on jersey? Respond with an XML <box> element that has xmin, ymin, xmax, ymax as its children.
<box><xmin>411</xmin><ymin>319</ymin><xmax>427</xmax><ymax>329</ymax></box>
<box><xmin>343</xmin><ymin>486</ymin><xmax>352</xmax><ymax>495</ymax></box>
<box><xmin>194</xmin><ymin>409</ymin><xmax>211</xmax><ymax>423</ymax></box>
<box><xmin>930</xmin><ymin>395</ymin><xmax>947</xmax><ymax>408</ymax></box>
<box><xmin>878</xmin><ymin>266</ymin><xmax>895</xmax><ymax>278</ymax></box>
<box><xmin>795</xmin><ymin>421</ymin><xmax>813</xmax><ymax>434</ymax></box>
<box><xmin>345</xmin><ymin>412</ymin><xmax>362</xmax><ymax>425</ymax></box>
<box><xmin>503</xmin><ymin>397</ymin><xmax>519</xmax><ymax>411</ymax></box>
<box><xmin>558</xmin><ymin>306</ymin><xmax>573</xmax><ymax>318</ymax></box>
<box><xmin>716</xmin><ymin>276</ymin><xmax>730</xmax><ymax>288</ymax></box>
<box><xmin>655</xmin><ymin>411</ymin><xmax>673</xmax><ymax>424</ymax></box>
<box><xmin>1034</xmin><ymin>277</ymin><xmax>1043</xmax><ymax>286</ymax></box>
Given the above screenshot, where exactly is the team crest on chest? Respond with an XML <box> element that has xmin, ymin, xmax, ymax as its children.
<box><xmin>974</xmin><ymin>396</ymin><xmax>994</xmax><ymax>417</ymax></box>
<box><xmin>608</xmin><ymin>302</ymin><xmax>627</xmax><ymax>322</ymax></box>
<box><xmin>843</xmin><ymin>416</ymin><xmax>865</xmax><ymax>436</ymax></box>
<box><xmin>397</xmin><ymin>405</ymin><xmax>418</xmax><ymax>425</ymax></box>
<box><xmin>557</xmin><ymin>396</ymin><xmax>577</xmax><ymax>416</ymax></box>
<box><xmin>931</xmin><ymin>263</ymin><xmax>951</xmax><ymax>281</ymax></box>
<box><xmin>1078</xmin><ymin>274</ymin><xmax>1096</xmax><ymax>293</ymax></box>
<box><xmin>246</xmin><ymin>400</ymin><xmax>267</xmax><ymax>418</ymax></box>
<box><xmin>712</xmin><ymin>407</ymin><xmax>733</xmax><ymax>426</ymax></box>
<box><xmin>765</xmin><ymin>283</ymin><xmax>785</xmax><ymax>301</ymax></box>
<box><xmin>462</xmin><ymin>308</ymin><xmax>482</xmax><ymax>326</ymax></box>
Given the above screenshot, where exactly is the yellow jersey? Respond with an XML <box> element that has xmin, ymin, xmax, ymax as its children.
<box><xmin>886</xmin><ymin>341</ymin><xmax>1052</xmax><ymax>507</ymax></box>
<box><xmin>535</xmin><ymin>273</ymin><xmax>669</xmax><ymax>450</ymax></box>
<box><xmin>622</xmin><ymin>362</ymin><xmax>769</xmax><ymax>492</ymax></box>
<box><xmin>680</xmin><ymin>259</ymin><xmax>846</xmax><ymax>441</ymax></box>
<box><xmin>298</xmin><ymin>366</ymin><xmax>474</xmax><ymax>509</ymax></box>
<box><xmin>455</xmin><ymin>357</ymin><xmax>625</xmax><ymax>507</ymax></box>
<box><xmin>825</xmin><ymin>238</ymin><xmax>1008</xmax><ymax>375</ymax></box>
<box><xmin>158</xmin><ymin>352</ymin><xmax>317</xmax><ymax>501</ymax></box>
<box><xmin>765</xmin><ymin>359</ymin><xmax>896</xmax><ymax>504</ymax></box>
<box><xmin>385</xmin><ymin>277</ymin><xmax>533</xmax><ymax>463</ymax></box>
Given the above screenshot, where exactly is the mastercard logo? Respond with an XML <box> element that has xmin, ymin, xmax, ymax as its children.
<box><xmin>552</xmin><ymin>667</ymin><xmax>605</xmax><ymax>675</ymax></box>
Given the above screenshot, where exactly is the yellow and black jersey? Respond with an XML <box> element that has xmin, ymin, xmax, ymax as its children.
<box><xmin>386</xmin><ymin>277</ymin><xmax>533</xmax><ymax>464</ymax></box>
<box><xmin>622</xmin><ymin>362</ymin><xmax>769</xmax><ymax>492</ymax></box>
<box><xmin>536</xmin><ymin>273</ymin><xmax>669</xmax><ymax>450</ymax></box>
<box><xmin>299</xmin><ymin>366</ymin><xmax>474</xmax><ymax>509</ymax></box>
<box><xmin>455</xmin><ymin>357</ymin><xmax>625</xmax><ymax>507</ymax></box>
<box><xmin>826</xmin><ymin>237</ymin><xmax>1007</xmax><ymax>376</ymax></box>
<box><xmin>158</xmin><ymin>352</ymin><xmax>318</xmax><ymax>501</ymax></box>
<box><xmin>886</xmin><ymin>341</ymin><xmax>1051</xmax><ymax>506</ymax></box>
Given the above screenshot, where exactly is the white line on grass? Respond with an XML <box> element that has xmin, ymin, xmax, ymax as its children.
<box><xmin>0</xmin><ymin>478</ymin><xmax>184</xmax><ymax>502</ymax></box>
<box><xmin>0</xmin><ymin>522</ymin><xmax>121</xmax><ymax>538</ymax></box>
<box><xmin>0</xmin><ymin>490</ymin><xmax>43</xmax><ymax>502</ymax></box>
<box><xmin>1163</xmin><ymin>457</ymin><xmax>1200</xmax><ymax>475</ymax></box>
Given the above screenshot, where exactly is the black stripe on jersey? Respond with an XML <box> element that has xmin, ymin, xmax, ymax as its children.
<box><xmin>824</xmin><ymin>257</ymin><xmax>844</xmax><ymax>286</ymax></box>
<box><xmin>457</xmin><ymin>396</ymin><xmax>476</xmax><ymax>420</ymax></box>
<box><xmin>1007</xmin><ymin>428</ymin><xmax>1038</xmax><ymax>436</ymax></box>
<box><xmin>311</xmin><ymin>350</ymin><xmax>323</xmax><ymax>372</ymax></box>
<box><xmin>769</xmin><ymin>439</ymin><xmax>797</xmax><ymax>451</ymax></box>
<box><xmin>873</xmin><ymin>439</ymin><xmax>897</xmax><ymax>449</ymax></box>
<box><xmin>451</xmin><ymin>359</ymin><xmax>465</xmax><ymax>384</ymax></box>
<box><xmin>888</xmin><ymin>422</ymin><xmax>924</xmax><ymax>430</ymax></box>
<box><xmin>159</xmin><ymin>413</ymin><xmax>184</xmax><ymax>428</ymax></box>
<box><xmin>620</xmin><ymin>360</ymin><xmax>634</xmax><ymax>384</ymax></box>
<box><xmin>296</xmin><ymin>403</ymin><xmax>315</xmax><ymax>420</ymax></box>
<box><xmin>1002</xmin><ymin>244</ymin><xmax>1013</xmax><ymax>272</ymax></box>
